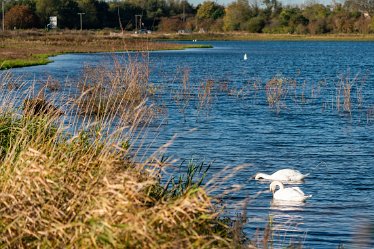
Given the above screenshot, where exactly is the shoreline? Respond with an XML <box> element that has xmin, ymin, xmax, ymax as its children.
<box><xmin>148</xmin><ymin>32</ymin><xmax>374</xmax><ymax>41</ymax></box>
<box><xmin>0</xmin><ymin>30</ymin><xmax>212</xmax><ymax>69</ymax></box>
<box><xmin>2</xmin><ymin>30</ymin><xmax>374</xmax><ymax>69</ymax></box>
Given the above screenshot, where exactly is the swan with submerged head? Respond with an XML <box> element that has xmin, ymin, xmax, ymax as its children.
<box><xmin>270</xmin><ymin>181</ymin><xmax>311</xmax><ymax>202</ymax></box>
<box><xmin>255</xmin><ymin>169</ymin><xmax>308</xmax><ymax>182</ymax></box>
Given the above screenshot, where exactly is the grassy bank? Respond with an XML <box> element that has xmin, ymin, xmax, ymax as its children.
<box><xmin>0</xmin><ymin>30</ymin><xmax>212</xmax><ymax>69</ymax></box>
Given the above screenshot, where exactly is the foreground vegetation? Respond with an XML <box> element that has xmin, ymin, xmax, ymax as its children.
<box><xmin>0</xmin><ymin>58</ymin><xmax>252</xmax><ymax>248</ymax></box>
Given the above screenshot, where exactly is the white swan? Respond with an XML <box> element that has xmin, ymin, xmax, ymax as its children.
<box><xmin>270</xmin><ymin>181</ymin><xmax>311</xmax><ymax>202</ymax></box>
<box><xmin>244</xmin><ymin>53</ymin><xmax>248</xmax><ymax>60</ymax></box>
<box><xmin>255</xmin><ymin>169</ymin><xmax>308</xmax><ymax>182</ymax></box>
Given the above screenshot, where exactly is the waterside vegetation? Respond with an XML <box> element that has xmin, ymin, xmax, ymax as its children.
<box><xmin>4</xmin><ymin>29</ymin><xmax>374</xmax><ymax>70</ymax></box>
<box><xmin>0</xmin><ymin>30</ymin><xmax>212</xmax><ymax>69</ymax></box>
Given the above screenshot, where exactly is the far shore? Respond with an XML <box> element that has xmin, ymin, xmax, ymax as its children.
<box><xmin>0</xmin><ymin>30</ymin><xmax>211</xmax><ymax>69</ymax></box>
<box><xmin>1</xmin><ymin>30</ymin><xmax>374</xmax><ymax>69</ymax></box>
<box><xmin>149</xmin><ymin>32</ymin><xmax>374</xmax><ymax>41</ymax></box>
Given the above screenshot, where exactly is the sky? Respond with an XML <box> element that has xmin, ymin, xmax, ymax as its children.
<box><xmin>188</xmin><ymin>0</ymin><xmax>337</xmax><ymax>7</ymax></box>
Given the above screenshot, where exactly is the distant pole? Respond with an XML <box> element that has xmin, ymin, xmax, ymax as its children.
<box><xmin>2</xmin><ymin>1</ymin><xmax>4</xmax><ymax>31</ymax></box>
<box><xmin>78</xmin><ymin>12</ymin><xmax>85</xmax><ymax>31</ymax></box>
<box><xmin>182</xmin><ymin>0</ymin><xmax>186</xmax><ymax>30</ymax></box>
<box><xmin>135</xmin><ymin>14</ymin><xmax>142</xmax><ymax>33</ymax></box>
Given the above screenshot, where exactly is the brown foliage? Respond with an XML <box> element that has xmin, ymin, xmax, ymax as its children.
<box><xmin>5</xmin><ymin>5</ymin><xmax>38</xmax><ymax>29</ymax></box>
<box><xmin>158</xmin><ymin>17</ymin><xmax>184</xmax><ymax>32</ymax></box>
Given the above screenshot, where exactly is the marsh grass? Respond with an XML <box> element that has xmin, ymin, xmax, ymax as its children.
<box><xmin>197</xmin><ymin>79</ymin><xmax>214</xmax><ymax>120</ymax></box>
<box><xmin>265</xmin><ymin>77</ymin><xmax>288</xmax><ymax>112</ymax></box>
<box><xmin>166</xmin><ymin>69</ymin><xmax>374</xmax><ymax>125</ymax></box>
<box><xmin>0</xmin><ymin>30</ymin><xmax>212</xmax><ymax>69</ymax></box>
<box><xmin>75</xmin><ymin>54</ymin><xmax>158</xmax><ymax>125</ymax></box>
<box><xmin>229</xmin><ymin>71</ymin><xmax>374</xmax><ymax>123</ymax></box>
<box><xmin>173</xmin><ymin>67</ymin><xmax>192</xmax><ymax>122</ymax></box>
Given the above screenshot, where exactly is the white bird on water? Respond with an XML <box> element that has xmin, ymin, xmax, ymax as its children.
<box><xmin>270</xmin><ymin>181</ymin><xmax>312</xmax><ymax>202</ymax></box>
<box><xmin>254</xmin><ymin>169</ymin><xmax>309</xmax><ymax>182</ymax></box>
<box><xmin>244</xmin><ymin>53</ymin><xmax>248</xmax><ymax>60</ymax></box>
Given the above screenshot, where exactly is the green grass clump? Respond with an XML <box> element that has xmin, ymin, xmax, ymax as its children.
<box><xmin>0</xmin><ymin>54</ymin><xmax>52</xmax><ymax>69</ymax></box>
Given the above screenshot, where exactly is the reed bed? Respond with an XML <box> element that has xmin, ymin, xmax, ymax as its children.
<box><xmin>168</xmin><ymin>71</ymin><xmax>374</xmax><ymax>124</ymax></box>
<box><xmin>0</xmin><ymin>58</ymin><xmax>248</xmax><ymax>248</ymax></box>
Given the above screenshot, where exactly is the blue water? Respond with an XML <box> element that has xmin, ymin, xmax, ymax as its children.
<box><xmin>6</xmin><ymin>41</ymin><xmax>374</xmax><ymax>248</ymax></box>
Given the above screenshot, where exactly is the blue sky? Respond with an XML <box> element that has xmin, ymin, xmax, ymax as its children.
<box><xmin>188</xmin><ymin>0</ymin><xmax>336</xmax><ymax>7</ymax></box>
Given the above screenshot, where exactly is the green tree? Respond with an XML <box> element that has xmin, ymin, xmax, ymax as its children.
<box><xmin>278</xmin><ymin>7</ymin><xmax>308</xmax><ymax>33</ymax></box>
<box><xmin>196</xmin><ymin>1</ymin><xmax>224</xmax><ymax>31</ymax></box>
<box><xmin>196</xmin><ymin>1</ymin><xmax>224</xmax><ymax>20</ymax></box>
<box><xmin>263</xmin><ymin>0</ymin><xmax>282</xmax><ymax>18</ymax></box>
<box><xmin>108</xmin><ymin>2</ymin><xmax>145</xmax><ymax>30</ymax></box>
<box><xmin>94</xmin><ymin>0</ymin><xmax>110</xmax><ymax>28</ymax></box>
<box><xmin>302</xmin><ymin>3</ymin><xmax>331</xmax><ymax>34</ymax></box>
<box><xmin>245</xmin><ymin>15</ymin><xmax>266</xmax><ymax>32</ymax></box>
<box><xmin>57</xmin><ymin>0</ymin><xmax>80</xmax><ymax>28</ymax></box>
<box><xmin>223</xmin><ymin>0</ymin><xmax>251</xmax><ymax>31</ymax></box>
<box><xmin>77</xmin><ymin>0</ymin><xmax>97</xmax><ymax>27</ymax></box>
<box><xmin>35</xmin><ymin>0</ymin><xmax>60</xmax><ymax>25</ymax></box>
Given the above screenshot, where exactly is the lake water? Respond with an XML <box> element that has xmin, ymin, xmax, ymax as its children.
<box><xmin>6</xmin><ymin>41</ymin><xmax>374</xmax><ymax>248</ymax></box>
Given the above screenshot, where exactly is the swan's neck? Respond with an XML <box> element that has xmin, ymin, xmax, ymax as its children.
<box><xmin>274</xmin><ymin>181</ymin><xmax>284</xmax><ymax>190</ymax></box>
<box><xmin>270</xmin><ymin>181</ymin><xmax>284</xmax><ymax>193</ymax></box>
<box><xmin>255</xmin><ymin>173</ymin><xmax>271</xmax><ymax>180</ymax></box>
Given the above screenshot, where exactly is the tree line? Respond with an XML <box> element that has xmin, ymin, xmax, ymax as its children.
<box><xmin>2</xmin><ymin>0</ymin><xmax>374</xmax><ymax>34</ymax></box>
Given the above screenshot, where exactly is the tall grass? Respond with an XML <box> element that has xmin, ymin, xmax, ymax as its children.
<box><xmin>173</xmin><ymin>67</ymin><xmax>192</xmax><ymax>122</ymax></box>
<box><xmin>0</xmin><ymin>58</ymin><xmax>245</xmax><ymax>248</ymax></box>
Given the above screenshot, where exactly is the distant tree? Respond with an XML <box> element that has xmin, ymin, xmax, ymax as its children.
<box><xmin>57</xmin><ymin>0</ymin><xmax>80</xmax><ymax>28</ymax></box>
<box><xmin>144</xmin><ymin>0</ymin><xmax>167</xmax><ymax>19</ymax></box>
<box><xmin>5</xmin><ymin>5</ymin><xmax>38</xmax><ymax>29</ymax></box>
<box><xmin>196</xmin><ymin>1</ymin><xmax>224</xmax><ymax>31</ymax></box>
<box><xmin>6</xmin><ymin>0</ymin><xmax>36</xmax><ymax>12</ymax></box>
<box><xmin>165</xmin><ymin>0</ymin><xmax>194</xmax><ymax>16</ymax></box>
<box><xmin>35</xmin><ymin>0</ymin><xmax>59</xmax><ymax>25</ymax></box>
<box><xmin>277</xmin><ymin>7</ymin><xmax>308</xmax><ymax>33</ymax></box>
<box><xmin>263</xmin><ymin>0</ymin><xmax>282</xmax><ymax>18</ymax></box>
<box><xmin>330</xmin><ymin>4</ymin><xmax>357</xmax><ymax>32</ymax></box>
<box><xmin>76</xmin><ymin>0</ymin><xmax>102</xmax><ymax>28</ymax></box>
<box><xmin>302</xmin><ymin>3</ymin><xmax>331</xmax><ymax>34</ymax></box>
<box><xmin>223</xmin><ymin>0</ymin><xmax>251</xmax><ymax>31</ymax></box>
<box><xmin>244</xmin><ymin>15</ymin><xmax>266</xmax><ymax>32</ymax></box>
<box><xmin>196</xmin><ymin>1</ymin><xmax>224</xmax><ymax>20</ymax></box>
<box><xmin>94</xmin><ymin>0</ymin><xmax>110</xmax><ymax>28</ymax></box>
<box><xmin>107</xmin><ymin>2</ymin><xmax>143</xmax><ymax>30</ymax></box>
<box><xmin>158</xmin><ymin>16</ymin><xmax>183</xmax><ymax>31</ymax></box>
<box><xmin>345</xmin><ymin>0</ymin><xmax>374</xmax><ymax>15</ymax></box>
